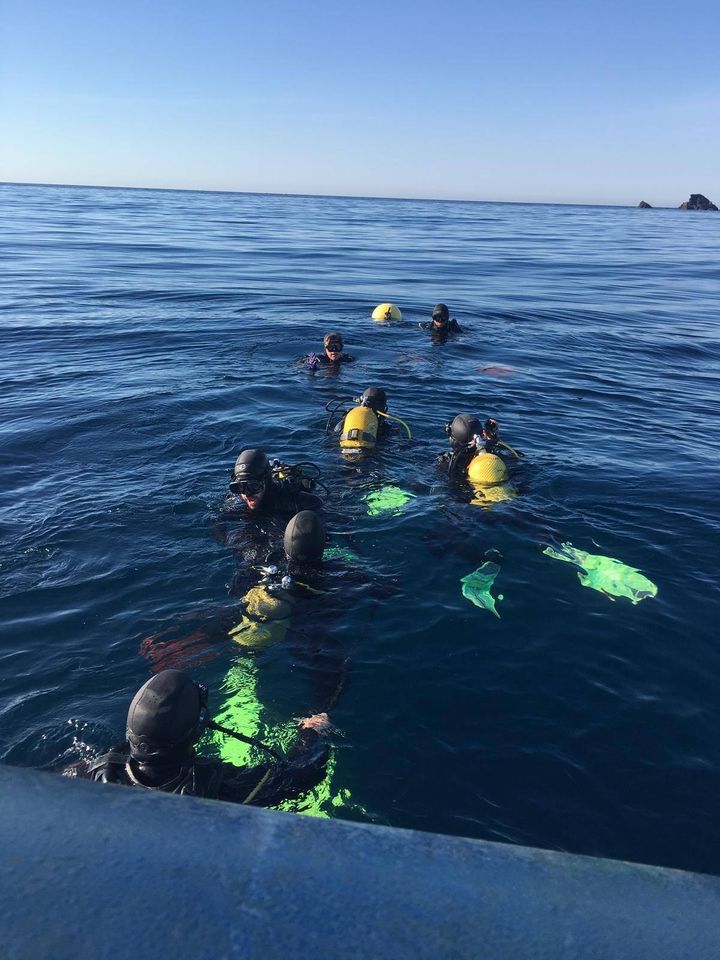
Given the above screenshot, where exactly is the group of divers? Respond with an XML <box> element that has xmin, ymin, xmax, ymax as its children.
<box><xmin>63</xmin><ymin>302</ymin><xmax>658</xmax><ymax>813</ymax></box>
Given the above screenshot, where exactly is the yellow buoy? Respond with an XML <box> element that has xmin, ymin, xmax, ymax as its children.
<box><xmin>371</xmin><ymin>303</ymin><xmax>402</xmax><ymax>321</ymax></box>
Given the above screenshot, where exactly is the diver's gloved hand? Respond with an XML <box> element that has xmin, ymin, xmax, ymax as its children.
<box><xmin>305</xmin><ymin>352</ymin><xmax>320</xmax><ymax>370</ymax></box>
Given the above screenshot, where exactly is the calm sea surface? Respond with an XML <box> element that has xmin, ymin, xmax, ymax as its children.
<box><xmin>1</xmin><ymin>182</ymin><xmax>719</xmax><ymax>873</ymax></box>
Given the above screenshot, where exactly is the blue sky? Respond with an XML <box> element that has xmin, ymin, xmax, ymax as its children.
<box><xmin>1</xmin><ymin>0</ymin><xmax>718</xmax><ymax>205</ymax></box>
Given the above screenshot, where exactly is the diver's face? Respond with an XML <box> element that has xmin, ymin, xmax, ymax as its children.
<box><xmin>432</xmin><ymin>317</ymin><xmax>448</xmax><ymax>329</ymax></box>
<box><xmin>240</xmin><ymin>480</ymin><xmax>266</xmax><ymax>510</ymax></box>
<box><xmin>325</xmin><ymin>343</ymin><xmax>342</xmax><ymax>361</ymax></box>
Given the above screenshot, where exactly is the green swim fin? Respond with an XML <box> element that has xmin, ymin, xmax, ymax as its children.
<box><xmin>363</xmin><ymin>485</ymin><xmax>415</xmax><ymax>517</ymax></box>
<box><xmin>461</xmin><ymin>561</ymin><xmax>503</xmax><ymax>618</ymax></box>
<box><xmin>323</xmin><ymin>546</ymin><xmax>360</xmax><ymax>563</ymax></box>
<box><xmin>543</xmin><ymin>542</ymin><xmax>657</xmax><ymax>604</ymax></box>
<box><xmin>208</xmin><ymin>662</ymin><xmax>370</xmax><ymax>821</ymax></box>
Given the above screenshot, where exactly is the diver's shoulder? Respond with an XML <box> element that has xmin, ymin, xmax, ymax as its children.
<box><xmin>62</xmin><ymin>743</ymin><xmax>129</xmax><ymax>781</ymax></box>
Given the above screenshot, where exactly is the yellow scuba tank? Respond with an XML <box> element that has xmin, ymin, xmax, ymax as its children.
<box><xmin>339</xmin><ymin>405</ymin><xmax>379</xmax><ymax>452</ymax></box>
<box><xmin>229</xmin><ymin>585</ymin><xmax>294</xmax><ymax>649</ymax></box>
<box><xmin>467</xmin><ymin>453</ymin><xmax>517</xmax><ymax>507</ymax></box>
<box><xmin>467</xmin><ymin>453</ymin><xmax>509</xmax><ymax>485</ymax></box>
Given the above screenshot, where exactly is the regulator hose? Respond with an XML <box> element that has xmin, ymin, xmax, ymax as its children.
<box><xmin>377</xmin><ymin>410</ymin><xmax>413</xmax><ymax>439</ymax></box>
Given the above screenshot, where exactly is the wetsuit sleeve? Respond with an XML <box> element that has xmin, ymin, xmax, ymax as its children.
<box><xmin>450</xmin><ymin>319</ymin><xmax>462</xmax><ymax>332</ymax></box>
<box><xmin>60</xmin><ymin>745</ymin><xmax>128</xmax><ymax>782</ymax></box>
<box><xmin>341</xmin><ymin>353</ymin><xmax>354</xmax><ymax>362</ymax></box>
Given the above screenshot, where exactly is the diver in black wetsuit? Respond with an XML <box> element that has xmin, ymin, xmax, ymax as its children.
<box><xmin>437</xmin><ymin>415</ymin><xmax>521</xmax><ymax>482</ymax></box>
<box><xmin>437</xmin><ymin>414</ymin><xmax>483</xmax><ymax>482</ymax></box>
<box><xmin>63</xmin><ymin>669</ymin><xmax>330</xmax><ymax>805</ymax></box>
<box><xmin>229</xmin><ymin>511</ymin><xmax>346</xmax><ymax>698</ymax></box>
<box><xmin>326</xmin><ymin>387</ymin><xmax>413</xmax><ymax>461</ymax></box>
<box><xmin>219</xmin><ymin>449</ymin><xmax>325</xmax><ymax>568</ymax></box>
<box><xmin>228</xmin><ymin>449</ymin><xmax>324</xmax><ymax>517</ymax></box>
<box><xmin>419</xmin><ymin>303</ymin><xmax>462</xmax><ymax>339</ymax></box>
<box><xmin>304</xmin><ymin>332</ymin><xmax>354</xmax><ymax>371</ymax></box>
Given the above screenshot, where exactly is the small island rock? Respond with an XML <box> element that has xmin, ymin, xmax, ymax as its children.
<box><xmin>638</xmin><ymin>201</ymin><xmax>652</xmax><ymax>208</ymax></box>
<box><xmin>678</xmin><ymin>194</ymin><xmax>718</xmax><ymax>211</ymax></box>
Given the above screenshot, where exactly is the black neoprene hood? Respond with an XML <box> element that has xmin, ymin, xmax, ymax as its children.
<box><xmin>283</xmin><ymin>510</ymin><xmax>326</xmax><ymax>562</ymax></box>
<box><xmin>126</xmin><ymin>670</ymin><xmax>202</xmax><ymax>759</ymax></box>
<box><xmin>449</xmin><ymin>414</ymin><xmax>481</xmax><ymax>446</ymax></box>
<box><xmin>234</xmin><ymin>449</ymin><xmax>270</xmax><ymax>481</ymax></box>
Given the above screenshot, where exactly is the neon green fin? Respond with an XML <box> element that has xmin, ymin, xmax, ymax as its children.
<box><xmin>323</xmin><ymin>546</ymin><xmax>360</xmax><ymax>563</ymax></box>
<box><xmin>461</xmin><ymin>561</ymin><xmax>503</xmax><ymax>618</ymax></box>
<box><xmin>208</xmin><ymin>659</ymin><xmax>266</xmax><ymax>767</ymax></box>
<box><xmin>208</xmin><ymin>662</ymin><xmax>371</xmax><ymax>820</ymax></box>
<box><xmin>363</xmin><ymin>485</ymin><xmax>415</xmax><ymax>517</ymax></box>
<box><xmin>543</xmin><ymin>542</ymin><xmax>658</xmax><ymax>604</ymax></box>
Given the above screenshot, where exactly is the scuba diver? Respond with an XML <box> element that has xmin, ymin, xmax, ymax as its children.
<box><xmin>325</xmin><ymin>386</ymin><xmax>412</xmax><ymax>460</ymax></box>
<box><xmin>62</xmin><ymin>668</ymin><xmax>331</xmax><ymax>805</ymax></box>
<box><xmin>304</xmin><ymin>332</ymin><xmax>354</xmax><ymax>370</ymax></box>
<box><xmin>219</xmin><ymin>450</ymin><xmax>327</xmax><ymax>572</ymax></box>
<box><xmin>437</xmin><ymin>414</ymin><xmax>484</xmax><ymax>482</ymax></box>
<box><xmin>419</xmin><ymin>303</ymin><xmax>462</xmax><ymax>338</ymax></box>
<box><xmin>438</xmin><ymin>414</ymin><xmax>522</xmax><ymax>505</ymax></box>
<box><xmin>224</xmin><ymin>509</ymin><xmax>387</xmax><ymax>728</ymax></box>
<box><xmin>228</xmin><ymin>509</ymin><xmax>330</xmax><ymax>649</ymax></box>
<box><xmin>227</xmin><ymin>509</ymin><xmax>371</xmax><ymax>665</ymax></box>
<box><xmin>215</xmin><ymin>509</ymin><xmax>388</xmax><ymax>819</ymax></box>
<box><xmin>227</xmin><ymin>448</ymin><xmax>325</xmax><ymax>518</ymax></box>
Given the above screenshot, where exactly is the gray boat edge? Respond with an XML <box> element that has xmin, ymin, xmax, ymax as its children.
<box><xmin>1</xmin><ymin>764</ymin><xmax>718</xmax><ymax>960</ymax></box>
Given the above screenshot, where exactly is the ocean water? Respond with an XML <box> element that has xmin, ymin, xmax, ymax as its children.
<box><xmin>1</xmin><ymin>182</ymin><xmax>719</xmax><ymax>873</ymax></box>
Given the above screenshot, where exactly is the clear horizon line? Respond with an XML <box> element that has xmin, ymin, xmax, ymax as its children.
<box><xmin>0</xmin><ymin>178</ymin><xmax>667</xmax><ymax>210</ymax></box>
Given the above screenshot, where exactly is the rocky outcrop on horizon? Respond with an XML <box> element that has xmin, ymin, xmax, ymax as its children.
<box><xmin>638</xmin><ymin>201</ymin><xmax>652</xmax><ymax>208</ymax></box>
<box><xmin>678</xmin><ymin>194</ymin><xmax>718</xmax><ymax>211</ymax></box>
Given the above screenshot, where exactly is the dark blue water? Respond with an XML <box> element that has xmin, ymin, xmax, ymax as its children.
<box><xmin>2</xmin><ymin>182</ymin><xmax>719</xmax><ymax>873</ymax></box>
